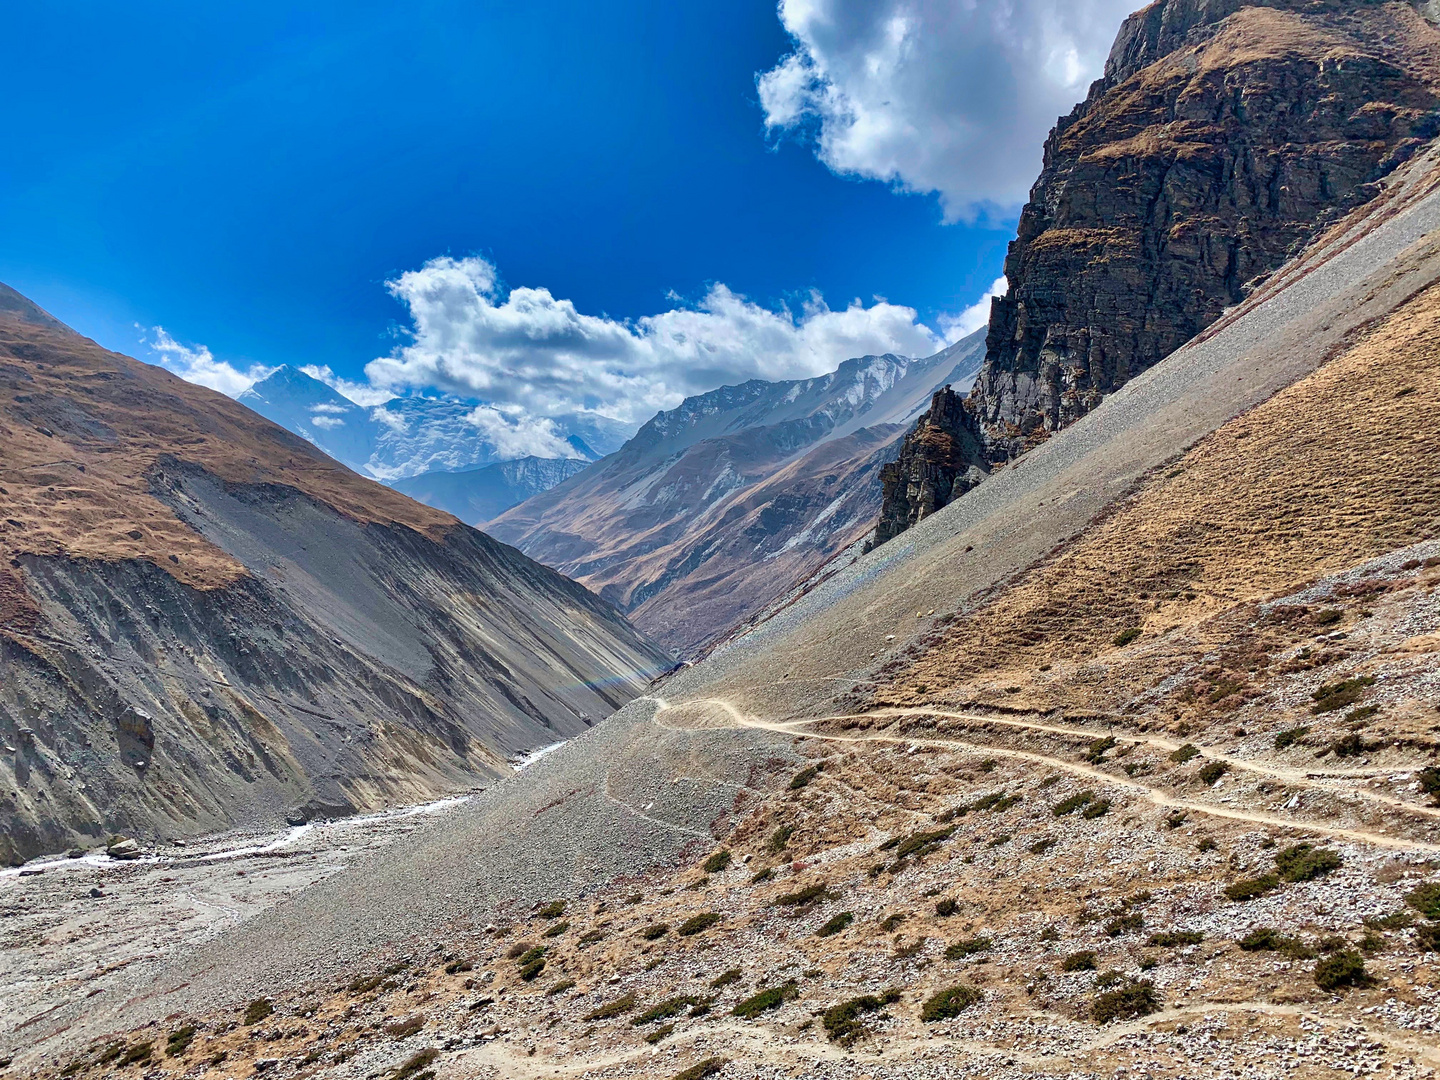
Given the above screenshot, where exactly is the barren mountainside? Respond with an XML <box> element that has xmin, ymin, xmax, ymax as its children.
<box><xmin>0</xmin><ymin>292</ymin><xmax>668</xmax><ymax>865</ymax></box>
<box><xmin>489</xmin><ymin>334</ymin><xmax>984</xmax><ymax>655</ymax></box>
<box><xmin>877</xmin><ymin>0</ymin><xmax>1440</xmax><ymax>541</ymax></box>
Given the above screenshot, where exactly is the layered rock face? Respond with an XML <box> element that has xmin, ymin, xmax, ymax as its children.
<box><xmin>872</xmin><ymin>387</ymin><xmax>989</xmax><ymax>547</ymax></box>
<box><xmin>875</xmin><ymin>0</ymin><xmax>1440</xmax><ymax>540</ymax></box>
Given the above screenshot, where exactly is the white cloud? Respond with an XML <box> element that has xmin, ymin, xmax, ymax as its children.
<box><xmin>939</xmin><ymin>276</ymin><xmax>1007</xmax><ymax>342</ymax></box>
<box><xmin>757</xmin><ymin>0</ymin><xmax>1136</xmax><ymax>221</ymax></box>
<box><xmin>363</xmin><ymin>255</ymin><xmax>947</xmax><ymax>426</ymax></box>
<box><xmin>298</xmin><ymin>364</ymin><xmax>397</xmax><ymax>407</ymax></box>
<box><xmin>141</xmin><ymin>326</ymin><xmax>276</xmax><ymax>397</ymax></box>
<box><xmin>465</xmin><ymin>405</ymin><xmax>584</xmax><ymax>460</ymax></box>
<box><xmin>310</xmin><ymin>414</ymin><xmax>345</xmax><ymax>429</ymax></box>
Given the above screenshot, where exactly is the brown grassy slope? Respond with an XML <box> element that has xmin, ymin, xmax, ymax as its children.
<box><xmin>0</xmin><ymin>311</ymin><xmax>456</xmax><ymax>622</ymax></box>
<box><xmin>875</xmin><ymin>276</ymin><xmax>1440</xmax><ymax>711</ymax></box>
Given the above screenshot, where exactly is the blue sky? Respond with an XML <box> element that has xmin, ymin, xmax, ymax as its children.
<box><xmin>1</xmin><ymin>0</ymin><xmax>1134</xmax><ymax>430</ymax></box>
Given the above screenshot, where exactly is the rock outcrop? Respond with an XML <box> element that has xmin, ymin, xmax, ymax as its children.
<box><xmin>875</xmin><ymin>0</ymin><xmax>1440</xmax><ymax>541</ymax></box>
<box><xmin>872</xmin><ymin>387</ymin><xmax>989</xmax><ymax>547</ymax></box>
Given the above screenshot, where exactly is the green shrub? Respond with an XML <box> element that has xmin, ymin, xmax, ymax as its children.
<box><xmin>392</xmin><ymin>1049</ymin><xmax>438</xmax><ymax>1080</ymax></box>
<box><xmin>1406</xmin><ymin>882</ymin><xmax>1440</xmax><ymax>919</ymax></box>
<box><xmin>880</xmin><ymin>827</ymin><xmax>955</xmax><ymax>862</ymax></box>
<box><xmin>774</xmin><ymin>882</ymin><xmax>833</xmax><ymax>907</ymax></box>
<box><xmin>1274</xmin><ymin>727</ymin><xmax>1310</xmax><ymax>750</ymax></box>
<box><xmin>538</xmin><ymin>899</ymin><xmax>567</xmax><ymax>919</ymax></box>
<box><xmin>584</xmin><ymin>993</ymin><xmax>637</xmax><ymax>1021</ymax></box>
<box><xmin>1091</xmin><ymin>980</ymin><xmax>1158</xmax><ymax>1023</ymax></box>
<box><xmin>383</xmin><ymin>1014</ymin><xmax>426</xmax><ymax>1038</ymax></box>
<box><xmin>1085</xmin><ymin>736</ymin><xmax>1117</xmax><ymax>763</ymax></box>
<box><xmin>644</xmin><ymin>1023</ymin><xmax>676</xmax><ymax>1044</ymax></box>
<box><xmin>1311</xmin><ymin>676</ymin><xmax>1376</xmax><ymax>714</ymax></box>
<box><xmin>119</xmin><ymin>1043</ymin><xmax>153</xmax><ymax>1067</ymax></box>
<box><xmin>710</xmin><ymin>968</ymin><xmax>742</xmax><ymax>989</ymax></box>
<box><xmin>703</xmin><ymin>850</ymin><xmax>732</xmax><ymax>874</ymax></box>
<box><xmin>1029</xmin><ymin>837</ymin><xmax>1056</xmax><ymax>854</ymax></box>
<box><xmin>944</xmin><ymin>936</ymin><xmax>992</xmax><ymax>959</ymax></box>
<box><xmin>516</xmin><ymin>945</ymin><xmax>547</xmax><ymax>966</ymax></box>
<box><xmin>820</xmin><ymin>990</ymin><xmax>901</xmax><ymax>1044</ymax></box>
<box><xmin>1314</xmin><ymin>608</ymin><xmax>1343</xmax><ymax>626</ymax></box>
<box><xmin>1052</xmin><ymin>791</ymin><xmax>1094</xmax><ymax>817</ymax></box>
<box><xmin>1169</xmin><ymin>745</ymin><xmax>1200</xmax><ymax>764</ymax></box>
<box><xmin>1197</xmin><ymin>837</ymin><xmax>1217</xmax><ymax>853</ymax></box>
<box><xmin>632</xmin><ymin>995</ymin><xmax>711</xmax><ymax>1025</ymax></box>
<box><xmin>1081</xmin><ymin>799</ymin><xmax>1111</xmax><ymax>819</ymax></box>
<box><xmin>920</xmin><ymin>984</ymin><xmax>982</xmax><ymax>1021</ymax></box>
<box><xmin>1146</xmin><ymin>930</ymin><xmax>1202</xmax><ymax>947</ymax></box>
<box><xmin>543</xmin><ymin>920</ymin><xmax>570</xmax><ymax>938</ymax></box>
<box><xmin>817</xmin><ymin>912</ymin><xmax>854</xmax><ymax>937</ymax></box>
<box><xmin>1313</xmin><ymin>950</ymin><xmax>1370</xmax><ymax>991</ymax></box>
<box><xmin>987</xmin><ymin>833</ymin><xmax>1012</xmax><ymax>847</ymax></box>
<box><xmin>444</xmin><ymin>957</ymin><xmax>474</xmax><ymax>973</ymax></box>
<box><xmin>790</xmin><ymin>765</ymin><xmax>821</xmax><ymax>790</ymax></box>
<box><xmin>1343</xmin><ymin>705</ymin><xmax>1379</xmax><ymax>725</ymax></box>
<box><xmin>1197</xmin><ymin>761</ymin><xmax>1227</xmax><ymax>786</ymax></box>
<box><xmin>1327</xmin><ymin>733</ymin><xmax>1368</xmax><ymax>758</ymax></box>
<box><xmin>1061</xmin><ymin>951</ymin><xmax>1097</xmax><ymax>972</ymax></box>
<box><xmin>1105</xmin><ymin>914</ymin><xmax>1144</xmax><ymax>937</ymax></box>
<box><xmin>679</xmin><ymin>912</ymin><xmax>722</xmax><ymax>937</ymax></box>
<box><xmin>731</xmin><ymin>981</ymin><xmax>798</xmax><ymax>1018</ymax></box>
<box><xmin>547</xmin><ymin>980</ymin><xmax>577</xmax><ymax>996</ymax></box>
<box><xmin>1275</xmin><ymin>844</ymin><xmax>1341</xmax><ymax>882</ymax></box>
<box><xmin>242</xmin><ymin>999</ymin><xmax>272</xmax><ymax>1026</ymax></box>
<box><xmin>578</xmin><ymin>929</ymin><xmax>605</xmax><ymax>947</ymax></box>
<box><xmin>1363</xmin><ymin>912</ymin><xmax>1413</xmax><ymax>930</ymax></box>
<box><xmin>1419</xmin><ymin>767</ymin><xmax>1440</xmax><ymax>806</ymax></box>
<box><xmin>640</xmin><ymin>923</ymin><xmax>670</xmax><ymax>940</ymax></box>
<box><xmin>767</xmin><ymin>825</ymin><xmax>794</xmax><ymax>852</ymax></box>
<box><xmin>1113</xmin><ymin>628</ymin><xmax>1142</xmax><ymax>648</ymax></box>
<box><xmin>1416</xmin><ymin>922</ymin><xmax>1440</xmax><ymax>952</ymax></box>
<box><xmin>519</xmin><ymin>959</ymin><xmax>546</xmax><ymax>981</ymax></box>
<box><xmin>935</xmin><ymin>898</ymin><xmax>958</xmax><ymax>917</ymax></box>
<box><xmin>1225</xmin><ymin>874</ymin><xmax>1279</xmax><ymax>901</ymax></box>
<box><xmin>164</xmin><ymin>1026</ymin><xmax>195</xmax><ymax>1058</ymax></box>
<box><xmin>671</xmin><ymin>1058</ymin><xmax>727</xmax><ymax>1080</ymax></box>
<box><xmin>1238</xmin><ymin>928</ymin><xmax>1313</xmax><ymax>958</ymax></box>
<box><xmin>750</xmin><ymin>867</ymin><xmax>773</xmax><ymax>884</ymax></box>
<box><xmin>878</xmin><ymin>913</ymin><xmax>906</xmax><ymax>932</ymax></box>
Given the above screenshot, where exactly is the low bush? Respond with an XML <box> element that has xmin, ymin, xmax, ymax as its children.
<box><xmin>880</xmin><ymin>827</ymin><xmax>955</xmax><ymax>862</ymax></box>
<box><xmin>679</xmin><ymin>913</ymin><xmax>722</xmax><ymax>937</ymax></box>
<box><xmin>242</xmin><ymin>999</ymin><xmax>272</xmax><ymax>1026</ymax></box>
<box><xmin>640</xmin><ymin>923</ymin><xmax>670</xmax><ymax>940</ymax></box>
<box><xmin>1311</xmin><ymin>676</ymin><xmax>1376</xmax><ymax>714</ymax></box>
<box><xmin>118</xmin><ymin>1043</ymin><xmax>153</xmax><ymax>1067</ymax></box>
<box><xmin>820</xmin><ymin>989</ymin><xmax>901</xmax><ymax>1044</ymax></box>
<box><xmin>1081</xmin><ymin>799</ymin><xmax>1111</xmax><ymax>819</ymax></box>
<box><xmin>543</xmin><ymin>920</ymin><xmax>570</xmax><ymax>939</ymax></box>
<box><xmin>1313</xmin><ymin>950</ymin><xmax>1370</xmax><ymax>991</ymax></box>
<box><xmin>816</xmin><ymin>912</ymin><xmax>854</xmax><ymax>937</ymax></box>
<box><xmin>703</xmin><ymin>850</ymin><xmax>732</xmax><ymax>874</ymax></box>
<box><xmin>672</xmin><ymin>1058</ymin><xmax>727</xmax><ymax>1080</ymax></box>
<box><xmin>1169</xmin><ymin>744</ymin><xmax>1200</xmax><ymax>765</ymax></box>
<box><xmin>505</xmin><ymin>942</ymin><xmax>532</xmax><ymax>960</ymax></box>
<box><xmin>1052</xmin><ymin>791</ymin><xmax>1094</xmax><ymax>817</ymax></box>
<box><xmin>645</xmin><ymin>1023</ymin><xmax>675</xmax><ymax>1044</ymax></box>
<box><xmin>1146</xmin><ymin>930</ymin><xmax>1202</xmax><ymax>948</ymax></box>
<box><xmin>710</xmin><ymin>968</ymin><xmax>742</xmax><ymax>989</ymax></box>
<box><xmin>1363</xmin><ymin>912</ymin><xmax>1413</xmax><ymax>930</ymax></box>
<box><xmin>632</xmin><ymin>995</ymin><xmax>711</xmax><ymax>1025</ymax></box>
<box><xmin>1165</xmin><ymin>811</ymin><xmax>1188</xmax><ymax>829</ymax></box>
<box><xmin>519</xmin><ymin>958</ymin><xmax>546</xmax><ymax>981</ymax></box>
<box><xmin>1238</xmin><ymin>928</ymin><xmax>1314</xmax><ymax>958</ymax></box>
<box><xmin>1327</xmin><ymin>733</ymin><xmax>1368</xmax><ymax>758</ymax></box>
<box><xmin>1105</xmin><ymin>914</ymin><xmax>1144</xmax><ymax>937</ymax></box>
<box><xmin>767</xmin><ymin>825</ymin><xmax>794</xmax><ymax>852</ymax></box>
<box><xmin>383</xmin><ymin>1014</ymin><xmax>425</xmax><ymax>1038</ymax></box>
<box><xmin>1225</xmin><ymin>874</ymin><xmax>1279</xmax><ymax>901</ymax></box>
<box><xmin>516</xmin><ymin>945</ymin><xmax>546</xmax><ymax>966</ymax></box>
<box><xmin>878</xmin><ymin>913</ymin><xmax>906</xmax><ymax>933</ymax></box>
<box><xmin>750</xmin><ymin>867</ymin><xmax>773</xmax><ymax>884</ymax></box>
<box><xmin>1275</xmin><ymin>843</ymin><xmax>1341</xmax><ymax>882</ymax></box>
<box><xmin>774</xmin><ymin>882</ymin><xmax>833</xmax><ymax>907</ymax></box>
<box><xmin>578</xmin><ymin>929</ymin><xmax>605</xmax><ymax>947</ymax></box>
<box><xmin>164</xmin><ymin>1026</ymin><xmax>195</xmax><ymax>1058</ymax></box>
<box><xmin>1028</xmin><ymin>837</ymin><xmax>1056</xmax><ymax>854</ymax></box>
<box><xmin>731</xmin><ymin>981</ymin><xmax>799</xmax><ymax>1019</ymax></box>
<box><xmin>790</xmin><ymin>765</ymin><xmax>821</xmax><ymax>790</ymax></box>
<box><xmin>1113</xmin><ymin>628</ymin><xmax>1142</xmax><ymax>648</ymax></box>
<box><xmin>1197</xmin><ymin>837</ymin><xmax>1217</xmax><ymax>853</ymax></box>
<box><xmin>538</xmin><ymin>899</ymin><xmax>567</xmax><ymax>919</ymax></box>
<box><xmin>1420</xmin><ymin>767</ymin><xmax>1440</xmax><ymax>807</ymax></box>
<box><xmin>1405</xmin><ymin>882</ymin><xmax>1440</xmax><ymax>919</ymax></box>
<box><xmin>1091</xmin><ymin>979</ymin><xmax>1158</xmax><ymax>1024</ymax></box>
<box><xmin>392</xmin><ymin>1049</ymin><xmax>438</xmax><ymax>1080</ymax></box>
<box><xmin>1274</xmin><ymin>727</ymin><xmax>1310</xmax><ymax>750</ymax></box>
<box><xmin>584</xmin><ymin>993</ymin><xmax>637</xmax><ymax>1021</ymax></box>
<box><xmin>444</xmin><ymin>957</ymin><xmax>474</xmax><ymax>973</ymax></box>
<box><xmin>1416</xmin><ymin>923</ymin><xmax>1440</xmax><ymax>952</ymax></box>
<box><xmin>1061</xmin><ymin>951</ymin><xmax>1097</xmax><ymax>972</ymax></box>
<box><xmin>920</xmin><ymin>984</ymin><xmax>982</xmax><ymax>1021</ymax></box>
<box><xmin>935</xmin><ymin>898</ymin><xmax>958</xmax><ymax>917</ymax></box>
<box><xmin>1197</xmin><ymin>761</ymin><xmax>1228</xmax><ymax>786</ymax></box>
<box><xmin>944</xmin><ymin>936</ymin><xmax>992</xmax><ymax>959</ymax></box>
<box><xmin>1086</xmin><ymin>736</ymin><xmax>1118</xmax><ymax>763</ymax></box>
<box><xmin>547</xmin><ymin>980</ymin><xmax>577</xmax><ymax>996</ymax></box>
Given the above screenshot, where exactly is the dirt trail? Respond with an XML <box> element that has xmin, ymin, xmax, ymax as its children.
<box><xmin>652</xmin><ymin>698</ymin><xmax>1440</xmax><ymax>853</ymax></box>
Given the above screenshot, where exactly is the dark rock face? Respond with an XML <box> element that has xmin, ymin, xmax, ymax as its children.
<box><xmin>872</xmin><ymin>388</ymin><xmax>989</xmax><ymax>547</ymax></box>
<box><xmin>875</xmin><ymin>0</ymin><xmax>1440</xmax><ymax>541</ymax></box>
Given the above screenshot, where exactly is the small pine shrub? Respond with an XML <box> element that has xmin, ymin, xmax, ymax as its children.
<box><xmin>1238</xmin><ymin>928</ymin><xmax>1313</xmax><ymax>958</ymax></box>
<box><xmin>1363</xmin><ymin>912</ymin><xmax>1413</xmax><ymax>931</ymax></box>
<box><xmin>920</xmin><ymin>984</ymin><xmax>982</xmax><ymax>1021</ymax></box>
<box><xmin>392</xmin><ymin>1049</ymin><xmax>438</xmax><ymax>1080</ymax></box>
<box><xmin>578</xmin><ymin>929</ymin><xmax>605</xmax><ymax>947</ymax></box>
<box><xmin>935</xmin><ymin>898</ymin><xmax>958</xmax><ymax>917</ymax></box>
<box><xmin>1225</xmin><ymin>874</ymin><xmax>1279</xmax><ymax>901</ymax></box>
<box><xmin>750</xmin><ymin>866</ymin><xmax>773</xmax><ymax>884</ymax></box>
<box><xmin>1197</xmin><ymin>761</ymin><xmax>1227</xmax><ymax>786</ymax></box>
<box><xmin>1311</xmin><ymin>676</ymin><xmax>1376</xmax><ymax>714</ymax></box>
<box><xmin>790</xmin><ymin>765</ymin><xmax>821</xmax><ymax>790</ymax></box>
<box><xmin>242</xmin><ymin>999</ymin><xmax>272</xmax><ymax>1026</ymax></box>
<box><xmin>547</xmin><ymin>980</ymin><xmax>577</xmax><ymax>996</ymax></box>
<box><xmin>640</xmin><ymin>923</ymin><xmax>670</xmax><ymax>940</ymax></box>
<box><xmin>816</xmin><ymin>912</ymin><xmax>854</xmax><ymax>937</ymax></box>
<box><xmin>679</xmin><ymin>912</ymin><xmax>722</xmax><ymax>936</ymax></box>
<box><xmin>645</xmin><ymin>1023</ymin><xmax>675</xmax><ymax>1044</ymax></box>
<box><xmin>1419</xmin><ymin>767</ymin><xmax>1440</xmax><ymax>807</ymax></box>
<box><xmin>164</xmin><ymin>1026</ymin><xmax>195</xmax><ymax>1058</ymax></box>
<box><xmin>731</xmin><ymin>981</ymin><xmax>799</xmax><ymax>1018</ymax></box>
<box><xmin>1274</xmin><ymin>843</ymin><xmax>1341</xmax><ymax>882</ymax></box>
<box><xmin>1113</xmin><ymin>628</ymin><xmax>1142</xmax><ymax>648</ymax></box>
<box><xmin>774</xmin><ymin>882</ymin><xmax>833</xmax><ymax>907</ymax></box>
<box><xmin>1169</xmin><ymin>744</ymin><xmax>1200</xmax><ymax>764</ymax></box>
<box><xmin>944</xmin><ymin>936</ymin><xmax>991</xmax><ymax>959</ymax></box>
<box><xmin>543</xmin><ymin>920</ymin><xmax>570</xmax><ymax>938</ymax></box>
<box><xmin>1085</xmin><ymin>736</ymin><xmax>1117</xmax><ymax>763</ymax></box>
<box><xmin>820</xmin><ymin>989</ymin><xmax>901</xmax><ymax>1044</ymax></box>
<box><xmin>584</xmin><ymin>993</ymin><xmax>638</xmax><ymax>1021</ymax></box>
<box><xmin>1052</xmin><ymin>791</ymin><xmax>1094</xmax><ymax>817</ymax></box>
<box><xmin>519</xmin><ymin>959</ymin><xmax>546</xmax><ymax>981</ymax></box>
<box><xmin>119</xmin><ymin>1043</ymin><xmax>153</xmax><ymax>1067</ymax></box>
<box><xmin>710</xmin><ymin>968</ymin><xmax>742</xmax><ymax>988</ymax></box>
<box><xmin>1091</xmin><ymin>980</ymin><xmax>1158</xmax><ymax>1023</ymax></box>
<box><xmin>383</xmin><ymin>1014</ymin><xmax>425</xmax><ymax>1038</ymax></box>
<box><xmin>1405</xmin><ymin>882</ymin><xmax>1440</xmax><ymax>919</ymax></box>
<box><xmin>1081</xmin><ymin>799</ymin><xmax>1111</xmax><ymax>819</ymax></box>
<box><xmin>702</xmin><ymin>850</ymin><xmax>732</xmax><ymax>874</ymax></box>
<box><xmin>1029</xmin><ymin>837</ymin><xmax>1056</xmax><ymax>854</ymax></box>
<box><xmin>878</xmin><ymin>913</ymin><xmax>906</xmax><ymax>932</ymax></box>
<box><xmin>1061</xmin><ymin>951</ymin><xmax>1097</xmax><ymax>972</ymax></box>
<box><xmin>1313</xmin><ymin>950</ymin><xmax>1370</xmax><ymax>991</ymax></box>
<box><xmin>1274</xmin><ymin>727</ymin><xmax>1310</xmax><ymax>750</ymax></box>
<box><xmin>1416</xmin><ymin>922</ymin><xmax>1440</xmax><ymax>952</ymax></box>
<box><xmin>1105</xmin><ymin>914</ymin><xmax>1144</xmax><ymax>937</ymax></box>
<box><xmin>1146</xmin><ymin>930</ymin><xmax>1202</xmax><ymax>947</ymax></box>
<box><xmin>768</xmin><ymin>825</ymin><xmax>794</xmax><ymax>852</ymax></box>
<box><xmin>632</xmin><ymin>995</ymin><xmax>711</xmax><ymax>1025</ymax></box>
<box><xmin>671</xmin><ymin>1058</ymin><xmax>727</xmax><ymax>1080</ymax></box>
<box><xmin>538</xmin><ymin>899</ymin><xmax>567</xmax><ymax>919</ymax></box>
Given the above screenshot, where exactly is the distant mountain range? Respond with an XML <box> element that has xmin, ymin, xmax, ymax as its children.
<box><xmin>391</xmin><ymin>456</ymin><xmax>591</xmax><ymax>526</ymax></box>
<box><xmin>488</xmin><ymin>331</ymin><xmax>986</xmax><ymax>655</ymax></box>
<box><xmin>236</xmin><ymin>366</ymin><xmax>631</xmax><ymax>482</ymax></box>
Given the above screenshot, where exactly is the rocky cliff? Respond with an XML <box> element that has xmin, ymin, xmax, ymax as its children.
<box><xmin>0</xmin><ymin>287</ymin><xmax>669</xmax><ymax>865</ymax></box>
<box><xmin>875</xmin><ymin>0</ymin><xmax>1440</xmax><ymax>540</ymax></box>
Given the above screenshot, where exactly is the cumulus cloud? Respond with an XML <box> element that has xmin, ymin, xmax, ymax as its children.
<box><xmin>141</xmin><ymin>326</ymin><xmax>276</xmax><ymax>397</ymax></box>
<box><xmin>363</xmin><ymin>254</ymin><xmax>948</xmax><ymax>426</ymax></box>
<box><xmin>939</xmin><ymin>276</ymin><xmax>1007</xmax><ymax>342</ymax></box>
<box><xmin>310</xmin><ymin>414</ymin><xmax>345</xmax><ymax>429</ymax></box>
<box><xmin>466</xmin><ymin>405</ymin><xmax>584</xmax><ymax>460</ymax></box>
<box><xmin>757</xmin><ymin>0</ymin><xmax>1136</xmax><ymax>220</ymax></box>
